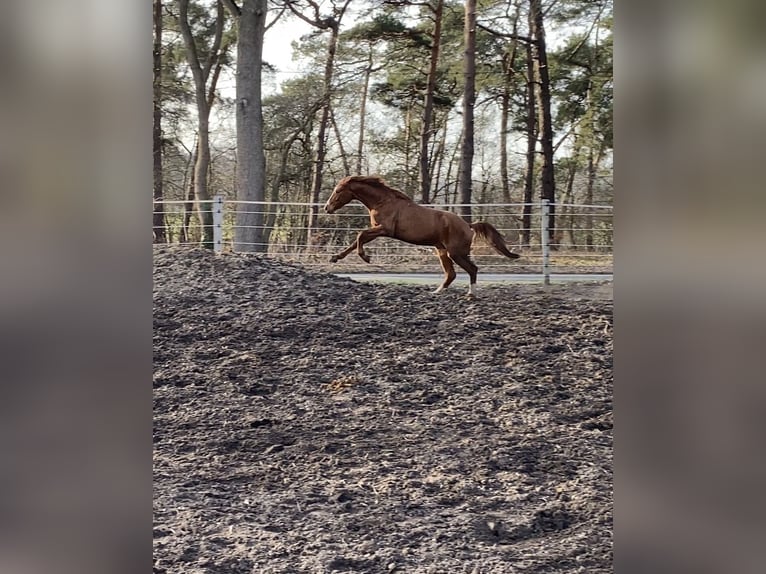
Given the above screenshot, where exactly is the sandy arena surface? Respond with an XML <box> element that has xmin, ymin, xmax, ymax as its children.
<box><xmin>153</xmin><ymin>247</ymin><xmax>612</xmax><ymax>573</ymax></box>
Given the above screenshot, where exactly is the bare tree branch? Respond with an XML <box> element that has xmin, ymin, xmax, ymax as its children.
<box><xmin>285</xmin><ymin>0</ymin><xmax>351</xmax><ymax>30</ymax></box>
<box><xmin>266</xmin><ymin>5</ymin><xmax>287</xmax><ymax>31</ymax></box>
<box><xmin>221</xmin><ymin>0</ymin><xmax>241</xmax><ymax>17</ymax></box>
<box><xmin>202</xmin><ymin>0</ymin><xmax>226</xmax><ymax>82</ymax></box>
<box><xmin>564</xmin><ymin>1</ymin><xmax>608</xmax><ymax>63</ymax></box>
<box><xmin>383</xmin><ymin>0</ymin><xmax>433</xmax><ymax>7</ymax></box>
<box><xmin>477</xmin><ymin>22</ymin><xmax>535</xmax><ymax>45</ymax></box>
<box><xmin>542</xmin><ymin>0</ymin><xmax>560</xmax><ymax>19</ymax></box>
<box><xmin>206</xmin><ymin>57</ymin><xmax>224</xmax><ymax>109</ymax></box>
<box><xmin>285</xmin><ymin>0</ymin><xmax>327</xmax><ymax>28</ymax></box>
<box><xmin>178</xmin><ymin>0</ymin><xmax>205</xmax><ymax>94</ymax></box>
<box><xmin>553</xmin><ymin>116</ymin><xmax>585</xmax><ymax>154</ymax></box>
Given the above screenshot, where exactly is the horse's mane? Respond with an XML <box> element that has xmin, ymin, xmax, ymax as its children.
<box><xmin>344</xmin><ymin>175</ymin><xmax>413</xmax><ymax>202</ymax></box>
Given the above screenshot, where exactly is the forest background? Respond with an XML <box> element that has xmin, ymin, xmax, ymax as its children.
<box><xmin>152</xmin><ymin>0</ymin><xmax>613</xmax><ymax>253</ymax></box>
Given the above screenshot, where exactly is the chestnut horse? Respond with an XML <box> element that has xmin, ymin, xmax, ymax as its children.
<box><xmin>323</xmin><ymin>175</ymin><xmax>520</xmax><ymax>295</ymax></box>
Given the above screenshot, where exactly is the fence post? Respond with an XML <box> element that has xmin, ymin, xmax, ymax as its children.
<box><xmin>541</xmin><ymin>199</ymin><xmax>550</xmax><ymax>285</ymax></box>
<box><xmin>213</xmin><ymin>195</ymin><xmax>224</xmax><ymax>253</ymax></box>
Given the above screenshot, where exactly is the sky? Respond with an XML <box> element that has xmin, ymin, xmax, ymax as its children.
<box><xmin>261</xmin><ymin>16</ymin><xmax>314</xmax><ymax>93</ymax></box>
<box><xmin>206</xmin><ymin>5</ymin><xmax>596</xmax><ymax>160</ymax></box>
<box><xmin>214</xmin><ymin>16</ymin><xmax>310</xmax><ymax>97</ymax></box>
<box><xmin>259</xmin><ymin>3</ymin><xmax>375</xmax><ymax>93</ymax></box>
<box><xmin>206</xmin><ymin>16</ymin><xmax>311</xmax><ymax>147</ymax></box>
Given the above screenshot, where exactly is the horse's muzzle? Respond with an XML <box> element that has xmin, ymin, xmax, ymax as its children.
<box><xmin>324</xmin><ymin>204</ymin><xmax>333</xmax><ymax>214</ymax></box>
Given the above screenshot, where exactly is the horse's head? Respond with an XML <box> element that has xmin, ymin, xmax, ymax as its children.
<box><xmin>324</xmin><ymin>177</ymin><xmax>356</xmax><ymax>214</ymax></box>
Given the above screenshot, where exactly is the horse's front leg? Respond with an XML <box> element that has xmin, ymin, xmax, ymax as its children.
<box><xmin>355</xmin><ymin>226</ymin><xmax>388</xmax><ymax>263</ymax></box>
<box><xmin>329</xmin><ymin>241</ymin><xmax>357</xmax><ymax>263</ymax></box>
<box><xmin>330</xmin><ymin>226</ymin><xmax>387</xmax><ymax>263</ymax></box>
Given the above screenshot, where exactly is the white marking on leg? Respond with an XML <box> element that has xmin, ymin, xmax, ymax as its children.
<box><xmin>434</xmin><ymin>285</ymin><xmax>444</xmax><ymax>293</ymax></box>
<box><xmin>468</xmin><ymin>283</ymin><xmax>476</xmax><ymax>296</ymax></box>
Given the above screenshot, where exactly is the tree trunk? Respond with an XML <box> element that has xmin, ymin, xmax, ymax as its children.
<box><xmin>153</xmin><ymin>0</ymin><xmax>166</xmax><ymax>243</ymax></box>
<box><xmin>564</xmin><ymin>157</ymin><xmax>578</xmax><ymax>248</ymax></box>
<box><xmin>529</xmin><ymin>0</ymin><xmax>556</xmax><ymax>245</ymax></box>
<box><xmin>498</xmin><ymin>64</ymin><xmax>514</xmax><ymax>206</ymax></box>
<box><xmin>402</xmin><ymin>106</ymin><xmax>413</xmax><ymax>190</ymax></box>
<box><xmin>499</xmin><ymin>3</ymin><xmax>520</xmax><ymax>205</ymax></box>
<box><xmin>284</xmin><ymin>0</ymin><xmax>351</xmax><ymax>241</ymax></box>
<box><xmin>446</xmin><ymin>124</ymin><xmax>463</xmax><ymax>209</ymax></box>
<box><xmin>522</xmin><ymin>42</ymin><xmax>536</xmax><ymax>247</ymax></box>
<box><xmin>499</xmin><ymin>87</ymin><xmax>511</xmax><ymax>204</ymax></box>
<box><xmin>458</xmin><ymin>0</ymin><xmax>477</xmax><ymax>221</ymax></box>
<box><xmin>418</xmin><ymin>0</ymin><xmax>444</xmax><ymax>204</ymax></box>
<box><xmin>583</xmin><ymin>76</ymin><xmax>602</xmax><ymax>252</ymax></box>
<box><xmin>355</xmin><ymin>50</ymin><xmax>372</xmax><ymax>175</ymax></box>
<box><xmin>232</xmin><ymin>0</ymin><xmax>268</xmax><ymax>252</ymax></box>
<box><xmin>263</xmin><ymin>140</ymin><xmax>295</xmax><ymax>249</ymax></box>
<box><xmin>586</xmin><ymin>144</ymin><xmax>598</xmax><ymax>251</ymax></box>
<box><xmin>179</xmin><ymin>0</ymin><xmax>225</xmax><ymax>249</ymax></box>
<box><xmin>307</xmin><ymin>22</ymin><xmax>340</xmax><ymax>244</ymax></box>
<box><xmin>182</xmin><ymin>140</ymin><xmax>198</xmax><ymax>243</ymax></box>
<box><xmin>330</xmin><ymin>106</ymin><xmax>351</xmax><ymax>176</ymax></box>
<box><xmin>431</xmin><ymin>118</ymin><xmax>447</xmax><ymax>202</ymax></box>
<box><xmin>194</xmin><ymin>116</ymin><xmax>214</xmax><ymax>249</ymax></box>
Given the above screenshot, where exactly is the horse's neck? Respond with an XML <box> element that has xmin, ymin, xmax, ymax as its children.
<box><xmin>353</xmin><ymin>185</ymin><xmax>387</xmax><ymax>210</ymax></box>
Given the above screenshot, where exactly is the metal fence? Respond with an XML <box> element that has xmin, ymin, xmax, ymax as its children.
<box><xmin>153</xmin><ymin>198</ymin><xmax>613</xmax><ymax>284</ymax></box>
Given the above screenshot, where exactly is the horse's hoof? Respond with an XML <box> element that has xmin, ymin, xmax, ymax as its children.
<box><xmin>329</xmin><ymin>255</ymin><xmax>339</xmax><ymax>263</ymax></box>
<box><xmin>360</xmin><ymin>254</ymin><xmax>371</xmax><ymax>264</ymax></box>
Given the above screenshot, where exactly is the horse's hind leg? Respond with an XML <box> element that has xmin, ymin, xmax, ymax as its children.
<box><xmin>434</xmin><ymin>248</ymin><xmax>457</xmax><ymax>293</ymax></box>
<box><xmin>449</xmin><ymin>251</ymin><xmax>479</xmax><ymax>296</ymax></box>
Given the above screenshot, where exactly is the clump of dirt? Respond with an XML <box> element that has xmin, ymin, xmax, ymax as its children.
<box><xmin>153</xmin><ymin>246</ymin><xmax>612</xmax><ymax>574</ymax></box>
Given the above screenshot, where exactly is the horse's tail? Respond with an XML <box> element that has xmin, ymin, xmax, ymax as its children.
<box><xmin>470</xmin><ymin>222</ymin><xmax>520</xmax><ymax>259</ymax></box>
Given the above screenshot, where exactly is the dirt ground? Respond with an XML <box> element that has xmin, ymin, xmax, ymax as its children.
<box><xmin>153</xmin><ymin>246</ymin><xmax>613</xmax><ymax>574</ymax></box>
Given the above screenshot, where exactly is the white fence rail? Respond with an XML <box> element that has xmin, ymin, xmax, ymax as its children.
<box><xmin>153</xmin><ymin>198</ymin><xmax>613</xmax><ymax>283</ymax></box>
